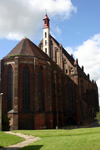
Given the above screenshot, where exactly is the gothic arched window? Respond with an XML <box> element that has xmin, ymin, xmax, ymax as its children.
<box><xmin>66</xmin><ymin>80</ymin><xmax>73</xmax><ymax>110</ymax></box>
<box><xmin>22</xmin><ymin>66</ymin><xmax>30</xmax><ymax>110</ymax></box>
<box><xmin>55</xmin><ymin>49</ymin><xmax>59</xmax><ymax>64</ymax></box>
<box><xmin>7</xmin><ymin>66</ymin><xmax>14</xmax><ymax>111</ymax></box>
<box><xmin>63</xmin><ymin>61</ymin><xmax>67</xmax><ymax>74</ymax></box>
<box><xmin>57</xmin><ymin>51</ymin><xmax>59</xmax><ymax>64</ymax></box>
<box><xmin>38</xmin><ymin>66</ymin><xmax>44</xmax><ymax>111</ymax></box>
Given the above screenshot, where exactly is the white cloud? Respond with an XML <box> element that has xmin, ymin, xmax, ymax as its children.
<box><xmin>50</xmin><ymin>31</ymin><xmax>56</xmax><ymax>39</ymax></box>
<box><xmin>65</xmin><ymin>46</ymin><xmax>74</xmax><ymax>55</ymax></box>
<box><xmin>66</xmin><ymin>33</ymin><xmax>100</xmax><ymax>105</ymax></box>
<box><xmin>74</xmin><ymin>33</ymin><xmax>100</xmax><ymax>81</ymax></box>
<box><xmin>0</xmin><ymin>0</ymin><xmax>77</xmax><ymax>40</ymax></box>
<box><xmin>55</xmin><ymin>26</ymin><xmax>62</xmax><ymax>34</ymax></box>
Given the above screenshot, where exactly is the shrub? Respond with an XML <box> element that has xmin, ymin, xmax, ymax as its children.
<box><xmin>2</xmin><ymin>113</ymin><xmax>11</xmax><ymax>131</ymax></box>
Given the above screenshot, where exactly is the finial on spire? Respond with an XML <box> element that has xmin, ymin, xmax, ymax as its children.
<box><xmin>45</xmin><ymin>9</ymin><xmax>47</xmax><ymax>14</ymax></box>
<box><xmin>24</xmin><ymin>36</ymin><xmax>27</xmax><ymax>39</ymax></box>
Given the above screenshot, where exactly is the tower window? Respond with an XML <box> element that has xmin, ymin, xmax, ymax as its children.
<box><xmin>45</xmin><ymin>32</ymin><xmax>47</xmax><ymax>38</ymax></box>
<box><xmin>45</xmin><ymin>48</ymin><xmax>47</xmax><ymax>53</ymax></box>
<box><xmin>45</xmin><ymin>40</ymin><xmax>47</xmax><ymax>45</ymax></box>
<box><xmin>45</xmin><ymin>20</ymin><xmax>46</xmax><ymax>24</ymax></box>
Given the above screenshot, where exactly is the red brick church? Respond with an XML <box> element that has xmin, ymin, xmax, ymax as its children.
<box><xmin>0</xmin><ymin>14</ymin><xmax>99</xmax><ymax>130</ymax></box>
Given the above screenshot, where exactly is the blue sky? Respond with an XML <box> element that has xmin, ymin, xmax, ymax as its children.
<box><xmin>0</xmin><ymin>0</ymin><xmax>100</xmax><ymax>105</ymax></box>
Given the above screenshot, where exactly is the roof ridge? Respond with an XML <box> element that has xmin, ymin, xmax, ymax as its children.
<box><xmin>19</xmin><ymin>38</ymin><xmax>25</xmax><ymax>55</ymax></box>
<box><xmin>27</xmin><ymin>38</ymin><xmax>45</xmax><ymax>58</ymax></box>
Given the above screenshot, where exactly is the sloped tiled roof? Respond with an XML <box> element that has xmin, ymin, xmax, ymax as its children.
<box><xmin>4</xmin><ymin>37</ymin><xmax>44</xmax><ymax>59</ymax></box>
<box><xmin>4</xmin><ymin>37</ymin><xmax>62</xmax><ymax>71</ymax></box>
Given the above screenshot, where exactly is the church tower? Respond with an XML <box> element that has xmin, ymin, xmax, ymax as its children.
<box><xmin>43</xmin><ymin>13</ymin><xmax>50</xmax><ymax>56</ymax></box>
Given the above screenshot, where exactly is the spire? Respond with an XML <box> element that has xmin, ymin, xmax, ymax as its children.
<box><xmin>43</xmin><ymin>13</ymin><xmax>50</xmax><ymax>29</ymax></box>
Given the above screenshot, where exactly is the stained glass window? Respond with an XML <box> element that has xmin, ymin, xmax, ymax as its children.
<box><xmin>7</xmin><ymin>66</ymin><xmax>14</xmax><ymax>111</ymax></box>
<box><xmin>66</xmin><ymin>80</ymin><xmax>73</xmax><ymax>110</ymax></box>
<box><xmin>38</xmin><ymin>67</ymin><xmax>44</xmax><ymax>111</ymax></box>
<box><xmin>22</xmin><ymin>66</ymin><xmax>30</xmax><ymax>110</ymax></box>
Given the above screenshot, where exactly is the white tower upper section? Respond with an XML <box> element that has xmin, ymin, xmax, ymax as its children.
<box><xmin>43</xmin><ymin>14</ymin><xmax>50</xmax><ymax>56</ymax></box>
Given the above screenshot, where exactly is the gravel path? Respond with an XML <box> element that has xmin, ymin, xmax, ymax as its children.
<box><xmin>0</xmin><ymin>132</ymin><xmax>41</xmax><ymax>150</ymax></box>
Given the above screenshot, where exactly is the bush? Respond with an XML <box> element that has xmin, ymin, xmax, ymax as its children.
<box><xmin>2</xmin><ymin>113</ymin><xmax>11</xmax><ymax>131</ymax></box>
<box><xmin>95</xmin><ymin>111</ymin><xmax>100</xmax><ymax>125</ymax></box>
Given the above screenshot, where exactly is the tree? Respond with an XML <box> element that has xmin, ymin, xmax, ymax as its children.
<box><xmin>2</xmin><ymin>113</ymin><xmax>11</xmax><ymax>131</ymax></box>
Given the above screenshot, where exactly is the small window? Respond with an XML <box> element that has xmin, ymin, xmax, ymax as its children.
<box><xmin>45</xmin><ymin>20</ymin><xmax>46</xmax><ymax>24</ymax></box>
<box><xmin>45</xmin><ymin>40</ymin><xmax>47</xmax><ymax>45</ymax></box>
<box><xmin>45</xmin><ymin>48</ymin><xmax>47</xmax><ymax>53</ymax></box>
<box><xmin>45</xmin><ymin>32</ymin><xmax>47</xmax><ymax>38</ymax></box>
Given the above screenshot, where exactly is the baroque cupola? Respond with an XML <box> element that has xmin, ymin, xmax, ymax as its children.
<box><xmin>43</xmin><ymin>13</ymin><xmax>50</xmax><ymax>29</ymax></box>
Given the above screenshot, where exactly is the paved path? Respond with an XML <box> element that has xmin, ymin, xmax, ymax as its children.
<box><xmin>0</xmin><ymin>132</ymin><xmax>41</xmax><ymax>150</ymax></box>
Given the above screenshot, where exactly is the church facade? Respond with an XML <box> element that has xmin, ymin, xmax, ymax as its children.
<box><xmin>0</xmin><ymin>14</ymin><xmax>99</xmax><ymax>130</ymax></box>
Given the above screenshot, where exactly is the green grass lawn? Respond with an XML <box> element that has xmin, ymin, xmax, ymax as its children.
<box><xmin>0</xmin><ymin>131</ymin><xmax>24</xmax><ymax>148</ymax></box>
<box><xmin>13</xmin><ymin>127</ymin><xmax>100</xmax><ymax>150</ymax></box>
